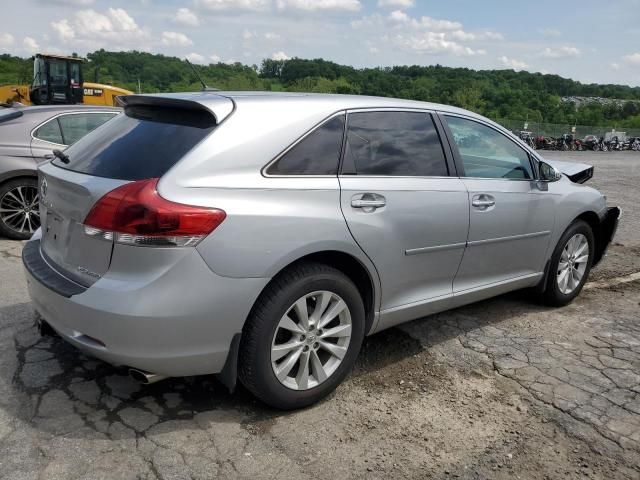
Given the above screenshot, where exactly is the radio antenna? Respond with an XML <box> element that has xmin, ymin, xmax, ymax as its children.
<box><xmin>185</xmin><ymin>59</ymin><xmax>219</xmax><ymax>91</ymax></box>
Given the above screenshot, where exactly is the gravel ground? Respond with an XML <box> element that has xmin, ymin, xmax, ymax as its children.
<box><xmin>0</xmin><ymin>151</ymin><xmax>639</xmax><ymax>479</ymax></box>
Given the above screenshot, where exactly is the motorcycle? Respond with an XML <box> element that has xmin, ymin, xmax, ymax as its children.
<box><xmin>518</xmin><ymin>131</ymin><xmax>536</xmax><ymax>149</ymax></box>
<box><xmin>608</xmin><ymin>136</ymin><xmax>623</xmax><ymax>151</ymax></box>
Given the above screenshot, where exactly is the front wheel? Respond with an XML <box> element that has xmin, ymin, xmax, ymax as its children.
<box><xmin>0</xmin><ymin>178</ymin><xmax>40</xmax><ymax>240</ymax></box>
<box><xmin>239</xmin><ymin>262</ymin><xmax>365</xmax><ymax>409</ymax></box>
<box><xmin>540</xmin><ymin>220</ymin><xmax>594</xmax><ymax>307</ymax></box>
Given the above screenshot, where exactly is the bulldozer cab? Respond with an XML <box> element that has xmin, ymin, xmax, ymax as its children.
<box><xmin>30</xmin><ymin>54</ymin><xmax>84</xmax><ymax>105</ymax></box>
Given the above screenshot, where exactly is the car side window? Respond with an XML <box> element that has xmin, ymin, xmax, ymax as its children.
<box><xmin>34</xmin><ymin>118</ymin><xmax>64</xmax><ymax>144</ymax></box>
<box><xmin>266</xmin><ymin>115</ymin><xmax>345</xmax><ymax>175</ymax></box>
<box><xmin>343</xmin><ymin>111</ymin><xmax>448</xmax><ymax>176</ymax></box>
<box><xmin>445</xmin><ymin>115</ymin><xmax>533</xmax><ymax>180</ymax></box>
<box><xmin>58</xmin><ymin>113</ymin><xmax>118</xmax><ymax>146</ymax></box>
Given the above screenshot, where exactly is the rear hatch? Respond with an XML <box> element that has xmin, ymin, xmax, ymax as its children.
<box><xmin>38</xmin><ymin>95</ymin><xmax>231</xmax><ymax>287</ymax></box>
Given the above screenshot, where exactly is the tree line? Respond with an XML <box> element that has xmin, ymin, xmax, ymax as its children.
<box><xmin>2</xmin><ymin>50</ymin><xmax>640</xmax><ymax>128</ymax></box>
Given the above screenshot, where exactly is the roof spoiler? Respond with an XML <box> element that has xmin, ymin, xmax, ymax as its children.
<box><xmin>116</xmin><ymin>94</ymin><xmax>234</xmax><ymax>125</ymax></box>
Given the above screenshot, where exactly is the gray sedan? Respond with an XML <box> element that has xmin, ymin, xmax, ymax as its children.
<box><xmin>22</xmin><ymin>92</ymin><xmax>619</xmax><ymax>409</ymax></box>
<box><xmin>0</xmin><ymin>105</ymin><xmax>119</xmax><ymax>239</ymax></box>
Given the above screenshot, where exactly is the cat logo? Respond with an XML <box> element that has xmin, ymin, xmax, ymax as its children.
<box><xmin>83</xmin><ymin>88</ymin><xmax>104</xmax><ymax>97</ymax></box>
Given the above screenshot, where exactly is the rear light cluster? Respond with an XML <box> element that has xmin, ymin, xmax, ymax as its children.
<box><xmin>83</xmin><ymin>178</ymin><xmax>225</xmax><ymax>247</ymax></box>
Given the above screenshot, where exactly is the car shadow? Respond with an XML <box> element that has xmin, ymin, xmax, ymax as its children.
<box><xmin>2</xmin><ymin>289</ymin><xmax>555</xmax><ymax>439</ymax></box>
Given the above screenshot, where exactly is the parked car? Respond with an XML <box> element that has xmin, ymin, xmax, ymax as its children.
<box><xmin>23</xmin><ymin>92</ymin><xmax>620</xmax><ymax>409</ymax></box>
<box><xmin>0</xmin><ymin>105</ymin><xmax>119</xmax><ymax>239</ymax></box>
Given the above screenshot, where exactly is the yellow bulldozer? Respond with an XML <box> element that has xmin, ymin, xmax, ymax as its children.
<box><xmin>0</xmin><ymin>53</ymin><xmax>132</xmax><ymax>107</ymax></box>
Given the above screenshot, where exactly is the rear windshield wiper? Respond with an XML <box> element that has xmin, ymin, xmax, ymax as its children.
<box><xmin>52</xmin><ymin>149</ymin><xmax>70</xmax><ymax>164</ymax></box>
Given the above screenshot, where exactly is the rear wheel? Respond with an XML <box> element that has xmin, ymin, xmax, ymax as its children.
<box><xmin>540</xmin><ymin>220</ymin><xmax>594</xmax><ymax>306</ymax></box>
<box><xmin>239</xmin><ymin>262</ymin><xmax>365</xmax><ymax>409</ymax></box>
<box><xmin>0</xmin><ymin>178</ymin><xmax>40</xmax><ymax>240</ymax></box>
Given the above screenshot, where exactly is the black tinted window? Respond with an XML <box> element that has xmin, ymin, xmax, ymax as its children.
<box><xmin>267</xmin><ymin>115</ymin><xmax>344</xmax><ymax>175</ymax></box>
<box><xmin>343</xmin><ymin>112</ymin><xmax>448</xmax><ymax>176</ymax></box>
<box><xmin>35</xmin><ymin>118</ymin><xmax>64</xmax><ymax>144</ymax></box>
<box><xmin>54</xmin><ymin>106</ymin><xmax>215</xmax><ymax>180</ymax></box>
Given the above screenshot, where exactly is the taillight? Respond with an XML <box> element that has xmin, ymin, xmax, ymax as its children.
<box><xmin>83</xmin><ymin>178</ymin><xmax>225</xmax><ymax>247</ymax></box>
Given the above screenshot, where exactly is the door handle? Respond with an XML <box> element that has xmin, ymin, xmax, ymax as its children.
<box><xmin>351</xmin><ymin>193</ymin><xmax>386</xmax><ymax>210</ymax></box>
<box><xmin>472</xmin><ymin>194</ymin><xmax>495</xmax><ymax>209</ymax></box>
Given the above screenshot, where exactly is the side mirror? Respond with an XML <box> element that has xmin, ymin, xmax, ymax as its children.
<box><xmin>539</xmin><ymin>161</ymin><xmax>562</xmax><ymax>182</ymax></box>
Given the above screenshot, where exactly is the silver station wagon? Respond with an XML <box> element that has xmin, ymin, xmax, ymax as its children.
<box><xmin>23</xmin><ymin>92</ymin><xmax>620</xmax><ymax>409</ymax></box>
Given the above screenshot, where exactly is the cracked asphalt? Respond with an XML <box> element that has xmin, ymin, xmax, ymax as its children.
<box><xmin>0</xmin><ymin>151</ymin><xmax>639</xmax><ymax>479</ymax></box>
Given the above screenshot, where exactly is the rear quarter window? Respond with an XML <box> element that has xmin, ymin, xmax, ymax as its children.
<box><xmin>54</xmin><ymin>105</ymin><xmax>216</xmax><ymax>180</ymax></box>
<box><xmin>266</xmin><ymin>114</ymin><xmax>345</xmax><ymax>176</ymax></box>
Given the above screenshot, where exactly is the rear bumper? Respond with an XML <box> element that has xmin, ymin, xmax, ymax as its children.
<box><xmin>23</xmin><ymin>239</ymin><xmax>270</xmax><ymax>377</ymax></box>
<box><xmin>594</xmin><ymin>206</ymin><xmax>621</xmax><ymax>265</ymax></box>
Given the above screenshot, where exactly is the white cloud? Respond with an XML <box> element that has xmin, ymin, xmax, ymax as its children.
<box><xmin>264</xmin><ymin>32</ymin><xmax>281</xmax><ymax>40</ymax></box>
<box><xmin>175</xmin><ymin>8</ymin><xmax>200</xmax><ymax>27</ymax></box>
<box><xmin>481</xmin><ymin>31</ymin><xmax>504</xmax><ymax>40</ymax></box>
<box><xmin>161</xmin><ymin>31</ymin><xmax>193</xmax><ymax>47</ymax></box>
<box><xmin>392</xmin><ymin>32</ymin><xmax>485</xmax><ymax>56</ymax></box>
<box><xmin>47</xmin><ymin>0</ymin><xmax>94</xmax><ymax>4</ymax></box>
<box><xmin>23</xmin><ymin>37</ymin><xmax>39</xmax><ymax>54</ymax></box>
<box><xmin>276</xmin><ymin>0</ymin><xmax>362</xmax><ymax>12</ymax></box>
<box><xmin>185</xmin><ymin>52</ymin><xmax>205</xmax><ymax>64</ymax></box>
<box><xmin>0</xmin><ymin>33</ymin><xmax>15</xmax><ymax>50</ymax></box>
<box><xmin>271</xmin><ymin>50</ymin><xmax>291</xmax><ymax>60</ymax></box>
<box><xmin>378</xmin><ymin>0</ymin><xmax>414</xmax><ymax>7</ymax></box>
<box><xmin>541</xmin><ymin>28</ymin><xmax>561</xmax><ymax>38</ymax></box>
<box><xmin>243</xmin><ymin>29</ymin><xmax>256</xmax><ymax>40</ymax></box>
<box><xmin>623</xmin><ymin>53</ymin><xmax>640</xmax><ymax>66</ymax></box>
<box><xmin>195</xmin><ymin>0</ymin><xmax>270</xmax><ymax>11</ymax></box>
<box><xmin>353</xmin><ymin>11</ymin><xmax>497</xmax><ymax>58</ymax></box>
<box><xmin>611</xmin><ymin>62</ymin><xmax>621</xmax><ymax>70</ymax></box>
<box><xmin>499</xmin><ymin>56</ymin><xmax>528</xmax><ymax>70</ymax></box>
<box><xmin>51</xmin><ymin>19</ymin><xmax>75</xmax><ymax>41</ymax></box>
<box><xmin>50</xmin><ymin>8</ymin><xmax>149</xmax><ymax>49</ymax></box>
<box><xmin>210</xmin><ymin>54</ymin><xmax>221</xmax><ymax>62</ymax></box>
<box><xmin>541</xmin><ymin>46</ymin><xmax>580</xmax><ymax>59</ymax></box>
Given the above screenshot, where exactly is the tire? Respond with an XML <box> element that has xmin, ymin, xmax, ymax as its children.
<box><xmin>0</xmin><ymin>177</ymin><xmax>40</xmax><ymax>240</ymax></box>
<box><xmin>540</xmin><ymin>220</ymin><xmax>595</xmax><ymax>307</ymax></box>
<box><xmin>239</xmin><ymin>262</ymin><xmax>365</xmax><ymax>410</ymax></box>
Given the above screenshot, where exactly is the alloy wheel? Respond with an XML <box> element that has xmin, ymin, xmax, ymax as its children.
<box><xmin>271</xmin><ymin>290</ymin><xmax>352</xmax><ymax>391</ymax></box>
<box><xmin>0</xmin><ymin>185</ymin><xmax>40</xmax><ymax>235</ymax></box>
<box><xmin>557</xmin><ymin>233</ymin><xmax>589</xmax><ymax>294</ymax></box>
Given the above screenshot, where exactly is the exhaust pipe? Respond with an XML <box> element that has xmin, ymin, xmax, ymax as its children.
<box><xmin>129</xmin><ymin>368</ymin><xmax>168</xmax><ymax>385</ymax></box>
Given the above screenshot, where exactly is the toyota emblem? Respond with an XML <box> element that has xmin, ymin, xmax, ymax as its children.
<box><xmin>41</xmin><ymin>177</ymin><xmax>47</xmax><ymax>199</ymax></box>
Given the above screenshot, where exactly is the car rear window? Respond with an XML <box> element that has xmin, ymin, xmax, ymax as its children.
<box><xmin>53</xmin><ymin>105</ymin><xmax>216</xmax><ymax>180</ymax></box>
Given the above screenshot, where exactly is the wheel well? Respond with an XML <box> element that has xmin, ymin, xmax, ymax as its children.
<box><xmin>0</xmin><ymin>174</ymin><xmax>38</xmax><ymax>189</ymax></box>
<box><xmin>272</xmin><ymin>251</ymin><xmax>377</xmax><ymax>335</ymax></box>
<box><xmin>575</xmin><ymin>211</ymin><xmax>603</xmax><ymax>262</ymax></box>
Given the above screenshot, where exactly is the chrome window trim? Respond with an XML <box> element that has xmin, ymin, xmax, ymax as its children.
<box><xmin>261</xmin><ymin>111</ymin><xmax>347</xmax><ymax>178</ymax></box>
<box><xmin>30</xmin><ymin>110</ymin><xmax>120</xmax><ymax>147</ymax></box>
<box><xmin>441</xmin><ymin>111</ymin><xmax>540</xmax><ymax>182</ymax></box>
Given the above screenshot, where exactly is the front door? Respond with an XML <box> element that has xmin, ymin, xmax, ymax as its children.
<box><xmin>339</xmin><ymin>110</ymin><xmax>469</xmax><ymax>329</ymax></box>
<box><xmin>442</xmin><ymin>114</ymin><xmax>556</xmax><ymax>293</ymax></box>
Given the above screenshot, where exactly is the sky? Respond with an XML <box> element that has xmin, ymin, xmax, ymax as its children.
<box><xmin>2</xmin><ymin>0</ymin><xmax>640</xmax><ymax>86</ymax></box>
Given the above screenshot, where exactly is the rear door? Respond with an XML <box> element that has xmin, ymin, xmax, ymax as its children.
<box><xmin>339</xmin><ymin>110</ymin><xmax>469</xmax><ymax>329</ymax></box>
<box><xmin>442</xmin><ymin>114</ymin><xmax>556</xmax><ymax>292</ymax></box>
<box><xmin>38</xmin><ymin>103</ymin><xmax>217</xmax><ymax>286</ymax></box>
